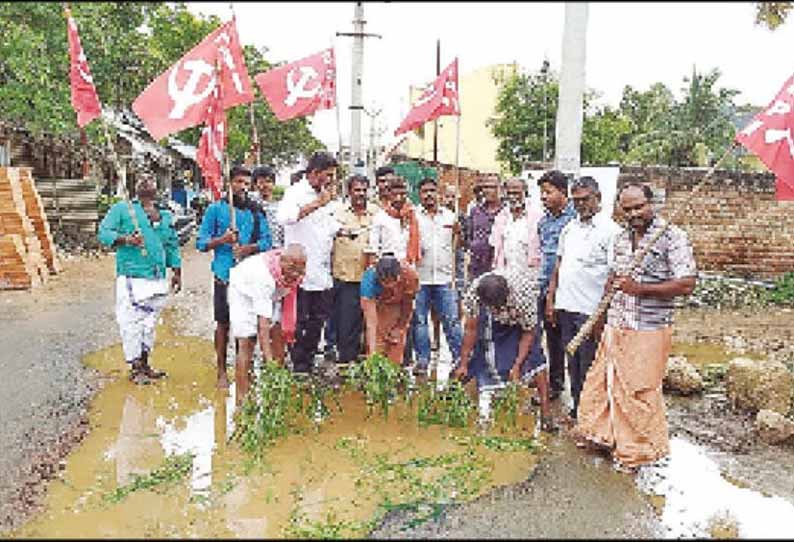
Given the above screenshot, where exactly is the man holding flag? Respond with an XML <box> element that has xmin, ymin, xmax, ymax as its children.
<box><xmin>196</xmin><ymin>166</ymin><xmax>271</xmax><ymax>390</ymax></box>
<box><xmin>98</xmin><ymin>174</ymin><xmax>182</xmax><ymax>384</ymax></box>
<box><xmin>68</xmin><ymin>6</ymin><xmax>181</xmax><ymax>384</ymax></box>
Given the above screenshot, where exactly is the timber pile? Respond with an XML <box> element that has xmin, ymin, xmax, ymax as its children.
<box><xmin>18</xmin><ymin>167</ymin><xmax>61</xmax><ymax>273</ymax></box>
<box><xmin>0</xmin><ymin>167</ymin><xmax>60</xmax><ymax>289</ymax></box>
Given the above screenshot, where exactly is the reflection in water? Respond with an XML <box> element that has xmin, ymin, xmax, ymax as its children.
<box><xmin>636</xmin><ymin>437</ymin><xmax>794</xmax><ymax>538</ymax></box>
<box><xmin>159</xmin><ymin>405</ymin><xmax>216</xmax><ymax>495</ymax></box>
<box><xmin>112</xmin><ymin>395</ymin><xmax>162</xmax><ymax>486</ymax></box>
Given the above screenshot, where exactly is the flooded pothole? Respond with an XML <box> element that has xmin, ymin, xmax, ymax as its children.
<box><xmin>636</xmin><ymin>437</ymin><xmax>794</xmax><ymax>539</ymax></box>
<box><xmin>10</xmin><ymin>313</ymin><xmax>543</xmax><ymax>538</ymax></box>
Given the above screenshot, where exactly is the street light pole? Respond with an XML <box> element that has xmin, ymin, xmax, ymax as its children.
<box><xmin>541</xmin><ymin>58</ymin><xmax>550</xmax><ymax>165</ymax></box>
<box><xmin>336</xmin><ymin>3</ymin><xmax>381</xmax><ymax>174</ymax></box>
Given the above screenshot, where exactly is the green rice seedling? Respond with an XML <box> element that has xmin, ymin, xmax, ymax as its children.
<box><xmin>346</xmin><ymin>353</ymin><xmax>409</xmax><ymax>418</ymax></box>
<box><xmin>104</xmin><ymin>452</ymin><xmax>194</xmax><ymax>504</ymax></box>
<box><xmin>451</xmin><ymin>434</ymin><xmax>541</xmax><ymax>453</ymax></box>
<box><xmin>232</xmin><ymin>361</ymin><xmax>306</xmax><ymax>461</ymax></box>
<box><xmin>416</xmin><ymin>380</ymin><xmax>475</xmax><ymax>428</ymax></box>
<box><xmin>300</xmin><ymin>376</ymin><xmax>343</xmax><ymax>426</ymax></box>
<box><xmin>492</xmin><ymin>382</ymin><xmax>521</xmax><ymax>431</ymax></box>
<box><xmin>337</xmin><ymin>441</ymin><xmax>493</xmax><ymax>530</ymax></box>
<box><xmin>283</xmin><ymin>509</ymin><xmax>373</xmax><ymax>539</ymax></box>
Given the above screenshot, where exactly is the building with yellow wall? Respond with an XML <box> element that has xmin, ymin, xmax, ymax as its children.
<box><xmin>396</xmin><ymin>63</ymin><xmax>520</xmax><ymax>175</ymax></box>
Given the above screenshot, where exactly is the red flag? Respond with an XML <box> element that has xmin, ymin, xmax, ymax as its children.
<box><xmin>65</xmin><ymin>8</ymin><xmax>102</xmax><ymax>127</ymax></box>
<box><xmin>736</xmin><ymin>74</ymin><xmax>794</xmax><ymax>201</ymax></box>
<box><xmin>395</xmin><ymin>58</ymin><xmax>459</xmax><ymax>136</ymax></box>
<box><xmin>132</xmin><ymin>19</ymin><xmax>253</xmax><ymax>141</ymax></box>
<box><xmin>196</xmin><ymin>61</ymin><xmax>227</xmax><ymax>201</ymax></box>
<box><xmin>254</xmin><ymin>48</ymin><xmax>336</xmax><ymax>122</ymax></box>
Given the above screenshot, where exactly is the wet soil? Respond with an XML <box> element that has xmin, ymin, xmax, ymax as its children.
<box><xmin>9</xmin><ymin>313</ymin><xmax>543</xmax><ymax>539</ymax></box>
<box><xmin>0</xmin><ymin>253</ymin><xmax>117</xmax><ymax>532</ymax></box>
<box><xmin>4</xmin><ymin>246</ymin><xmax>794</xmax><ymax>538</ymax></box>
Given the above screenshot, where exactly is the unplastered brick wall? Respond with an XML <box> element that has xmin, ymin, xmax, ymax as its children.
<box><xmin>616</xmin><ymin>166</ymin><xmax>794</xmax><ymax>280</ymax></box>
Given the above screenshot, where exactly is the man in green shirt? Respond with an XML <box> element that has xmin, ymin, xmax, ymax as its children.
<box><xmin>98</xmin><ymin>174</ymin><xmax>182</xmax><ymax>384</ymax></box>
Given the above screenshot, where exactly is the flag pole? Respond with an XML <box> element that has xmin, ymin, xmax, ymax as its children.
<box><xmin>331</xmin><ymin>38</ymin><xmax>343</xmax><ymax>179</ymax></box>
<box><xmin>248</xmin><ymin>102</ymin><xmax>260</xmax><ymax>166</ymax></box>
<box><xmin>565</xmin><ymin>141</ymin><xmax>738</xmax><ymax>355</ymax></box>
<box><xmin>215</xmin><ymin>56</ymin><xmax>237</xmax><ymax>260</ymax></box>
<box><xmin>452</xmin><ymin>61</ymin><xmax>462</xmax><ymax>293</ymax></box>
<box><xmin>432</xmin><ymin>38</ymin><xmax>440</xmax><ymax>164</ymax></box>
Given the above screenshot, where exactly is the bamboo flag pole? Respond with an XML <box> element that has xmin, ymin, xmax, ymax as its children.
<box><xmin>331</xmin><ymin>37</ymin><xmax>343</xmax><ymax>177</ymax></box>
<box><xmin>62</xmin><ymin>2</ymin><xmax>146</xmax><ymax>256</ymax></box>
<box><xmin>248</xmin><ymin>102</ymin><xmax>260</xmax><ymax>166</ymax></box>
<box><xmin>565</xmin><ymin>141</ymin><xmax>738</xmax><ymax>356</ymax></box>
<box><xmin>99</xmin><ymin>117</ymin><xmax>146</xmax><ymax>257</ymax></box>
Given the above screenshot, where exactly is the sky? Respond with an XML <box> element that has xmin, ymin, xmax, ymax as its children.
<box><xmin>187</xmin><ymin>2</ymin><xmax>794</xmax><ymax>156</ymax></box>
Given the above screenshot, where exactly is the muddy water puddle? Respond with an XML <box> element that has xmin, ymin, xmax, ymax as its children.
<box><xmin>670</xmin><ymin>341</ymin><xmax>763</xmax><ymax>371</ymax></box>
<box><xmin>11</xmin><ymin>315</ymin><xmax>541</xmax><ymax>538</ymax></box>
<box><xmin>637</xmin><ymin>437</ymin><xmax>794</xmax><ymax>538</ymax></box>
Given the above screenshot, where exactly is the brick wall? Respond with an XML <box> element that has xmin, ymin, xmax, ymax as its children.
<box><xmin>616</xmin><ymin>166</ymin><xmax>794</xmax><ymax>280</ymax></box>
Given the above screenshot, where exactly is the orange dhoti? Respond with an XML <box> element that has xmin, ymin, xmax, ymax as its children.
<box><xmin>575</xmin><ymin>324</ymin><xmax>672</xmax><ymax>468</ymax></box>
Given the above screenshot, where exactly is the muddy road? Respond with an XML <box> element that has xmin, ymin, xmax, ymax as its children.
<box><xmin>2</xmin><ymin>247</ymin><xmax>793</xmax><ymax>538</ymax></box>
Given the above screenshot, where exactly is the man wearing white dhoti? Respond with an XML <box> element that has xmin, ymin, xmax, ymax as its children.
<box><xmin>98</xmin><ymin>174</ymin><xmax>182</xmax><ymax>384</ymax></box>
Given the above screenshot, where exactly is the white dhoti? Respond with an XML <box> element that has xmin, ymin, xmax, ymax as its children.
<box><xmin>115</xmin><ymin>276</ymin><xmax>170</xmax><ymax>363</ymax></box>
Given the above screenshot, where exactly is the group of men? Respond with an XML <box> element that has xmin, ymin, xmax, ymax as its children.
<box><xmin>98</xmin><ymin>150</ymin><xmax>696</xmax><ymax>473</ymax></box>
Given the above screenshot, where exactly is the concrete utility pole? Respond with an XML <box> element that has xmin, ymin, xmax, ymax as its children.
<box><xmin>554</xmin><ymin>2</ymin><xmax>588</xmax><ymax>177</ymax></box>
<box><xmin>336</xmin><ymin>3</ymin><xmax>381</xmax><ymax>174</ymax></box>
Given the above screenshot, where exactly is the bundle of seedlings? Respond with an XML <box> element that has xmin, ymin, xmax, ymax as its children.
<box><xmin>416</xmin><ymin>379</ymin><xmax>475</xmax><ymax>428</ymax></box>
<box><xmin>491</xmin><ymin>382</ymin><xmax>522</xmax><ymax>431</ymax></box>
<box><xmin>232</xmin><ymin>361</ymin><xmax>307</xmax><ymax>461</ymax></box>
<box><xmin>346</xmin><ymin>353</ymin><xmax>410</xmax><ymax>418</ymax></box>
<box><xmin>301</xmin><ymin>375</ymin><xmax>344</xmax><ymax>425</ymax></box>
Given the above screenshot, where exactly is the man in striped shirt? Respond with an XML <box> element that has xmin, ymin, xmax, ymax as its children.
<box><xmin>575</xmin><ymin>183</ymin><xmax>697</xmax><ymax>472</ymax></box>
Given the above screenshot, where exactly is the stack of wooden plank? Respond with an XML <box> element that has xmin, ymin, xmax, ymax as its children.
<box><xmin>18</xmin><ymin>167</ymin><xmax>61</xmax><ymax>274</ymax></box>
<box><xmin>0</xmin><ymin>167</ymin><xmax>59</xmax><ymax>290</ymax></box>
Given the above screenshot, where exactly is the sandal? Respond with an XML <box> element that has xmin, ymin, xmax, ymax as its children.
<box><xmin>540</xmin><ymin>416</ymin><xmax>559</xmax><ymax>434</ymax></box>
<box><xmin>142</xmin><ymin>364</ymin><xmax>167</xmax><ymax>379</ymax></box>
<box><xmin>130</xmin><ymin>369</ymin><xmax>151</xmax><ymax>385</ymax></box>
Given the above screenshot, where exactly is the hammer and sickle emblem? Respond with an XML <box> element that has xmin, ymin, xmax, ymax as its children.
<box><xmin>413</xmin><ymin>85</ymin><xmax>436</xmax><ymax>108</ymax></box>
<box><xmin>285</xmin><ymin>66</ymin><xmax>321</xmax><ymax>107</ymax></box>
<box><xmin>68</xmin><ymin>18</ymin><xmax>93</xmax><ymax>85</ymax></box>
<box><xmin>167</xmin><ymin>59</ymin><xmax>216</xmax><ymax>119</ymax></box>
<box><xmin>77</xmin><ymin>50</ymin><xmax>93</xmax><ymax>84</ymax></box>
<box><xmin>213</xmin><ymin>32</ymin><xmax>245</xmax><ymax>94</ymax></box>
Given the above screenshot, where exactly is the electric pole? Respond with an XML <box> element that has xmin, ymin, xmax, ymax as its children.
<box><xmin>337</xmin><ymin>2</ymin><xmax>381</xmax><ymax>173</ymax></box>
<box><xmin>554</xmin><ymin>2</ymin><xmax>588</xmax><ymax>177</ymax></box>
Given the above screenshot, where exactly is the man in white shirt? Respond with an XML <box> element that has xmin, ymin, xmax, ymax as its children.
<box><xmin>412</xmin><ymin>178</ymin><xmax>463</xmax><ymax>375</ymax></box>
<box><xmin>545</xmin><ymin>176</ymin><xmax>621</xmax><ymax>419</ymax></box>
<box><xmin>276</xmin><ymin>152</ymin><xmax>340</xmax><ymax>375</ymax></box>
<box><xmin>229</xmin><ymin>244</ymin><xmax>306</xmax><ymax>404</ymax></box>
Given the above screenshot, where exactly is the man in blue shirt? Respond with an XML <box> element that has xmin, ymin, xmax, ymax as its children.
<box><xmin>98</xmin><ymin>174</ymin><xmax>181</xmax><ymax>385</ymax></box>
<box><xmin>196</xmin><ymin>165</ymin><xmax>272</xmax><ymax>389</ymax></box>
<box><xmin>530</xmin><ymin>170</ymin><xmax>576</xmax><ymax>402</ymax></box>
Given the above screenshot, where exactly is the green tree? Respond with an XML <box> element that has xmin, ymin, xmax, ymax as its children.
<box><xmin>622</xmin><ymin>68</ymin><xmax>739</xmax><ymax>166</ymax></box>
<box><xmin>488</xmin><ymin>71</ymin><xmax>559</xmax><ymax>175</ymax></box>
<box><xmin>490</xmin><ymin>70</ymin><xmax>608</xmax><ymax>173</ymax></box>
<box><xmin>755</xmin><ymin>2</ymin><xmax>793</xmax><ymax>29</ymax></box>
<box><xmin>0</xmin><ymin>2</ymin><xmax>322</xmax><ymax>167</ymax></box>
<box><xmin>581</xmin><ymin>105</ymin><xmax>632</xmax><ymax>165</ymax></box>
